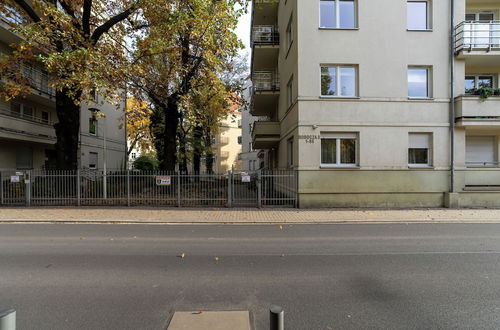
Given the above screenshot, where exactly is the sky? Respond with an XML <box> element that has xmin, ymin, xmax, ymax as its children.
<box><xmin>235</xmin><ymin>4</ymin><xmax>252</xmax><ymax>61</ymax></box>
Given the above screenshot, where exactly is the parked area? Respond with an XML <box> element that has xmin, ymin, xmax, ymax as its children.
<box><xmin>0</xmin><ymin>170</ymin><xmax>297</xmax><ymax>208</ymax></box>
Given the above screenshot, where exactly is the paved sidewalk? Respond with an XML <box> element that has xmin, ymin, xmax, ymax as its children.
<box><xmin>1</xmin><ymin>207</ymin><xmax>500</xmax><ymax>224</ymax></box>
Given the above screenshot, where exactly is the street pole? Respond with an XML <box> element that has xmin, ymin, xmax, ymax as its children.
<box><xmin>103</xmin><ymin>116</ymin><xmax>107</xmax><ymax>200</ymax></box>
<box><xmin>270</xmin><ymin>306</ymin><xmax>284</xmax><ymax>330</ymax></box>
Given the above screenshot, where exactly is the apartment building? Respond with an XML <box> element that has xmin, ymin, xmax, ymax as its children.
<box><xmin>251</xmin><ymin>0</ymin><xmax>500</xmax><ymax>207</ymax></box>
<box><xmin>0</xmin><ymin>9</ymin><xmax>127</xmax><ymax>170</ymax></box>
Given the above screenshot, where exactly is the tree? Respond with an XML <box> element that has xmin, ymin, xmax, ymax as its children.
<box><xmin>0</xmin><ymin>0</ymin><xmax>144</xmax><ymax>169</ymax></box>
<box><xmin>129</xmin><ymin>0</ymin><xmax>246</xmax><ymax>171</ymax></box>
<box><xmin>124</xmin><ymin>97</ymin><xmax>153</xmax><ymax>156</ymax></box>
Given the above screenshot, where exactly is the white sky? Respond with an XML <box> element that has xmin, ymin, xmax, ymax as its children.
<box><xmin>235</xmin><ymin>4</ymin><xmax>252</xmax><ymax>61</ymax></box>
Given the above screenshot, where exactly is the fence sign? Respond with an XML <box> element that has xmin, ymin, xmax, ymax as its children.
<box><xmin>241</xmin><ymin>173</ymin><xmax>251</xmax><ymax>183</ymax></box>
<box><xmin>10</xmin><ymin>176</ymin><xmax>20</xmax><ymax>183</ymax></box>
<box><xmin>156</xmin><ymin>176</ymin><xmax>171</xmax><ymax>186</ymax></box>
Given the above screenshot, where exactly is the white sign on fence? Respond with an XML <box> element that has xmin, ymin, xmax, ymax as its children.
<box><xmin>241</xmin><ymin>173</ymin><xmax>251</xmax><ymax>183</ymax></box>
<box><xmin>156</xmin><ymin>176</ymin><xmax>171</xmax><ymax>186</ymax></box>
<box><xmin>10</xmin><ymin>175</ymin><xmax>20</xmax><ymax>183</ymax></box>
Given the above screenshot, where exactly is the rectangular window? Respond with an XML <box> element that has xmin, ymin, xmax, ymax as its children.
<box><xmin>320</xmin><ymin>0</ymin><xmax>356</xmax><ymax>29</ymax></box>
<box><xmin>237</xmin><ymin>136</ymin><xmax>242</xmax><ymax>144</ymax></box>
<box><xmin>16</xmin><ymin>146</ymin><xmax>33</xmax><ymax>169</ymax></box>
<box><xmin>10</xmin><ymin>102</ymin><xmax>21</xmax><ymax>115</ymax></box>
<box><xmin>407</xmin><ymin>1</ymin><xmax>429</xmax><ymax>30</ymax></box>
<box><xmin>321</xmin><ymin>133</ymin><xmax>357</xmax><ymax>167</ymax></box>
<box><xmin>23</xmin><ymin>105</ymin><xmax>34</xmax><ymax>118</ymax></box>
<box><xmin>89</xmin><ymin>117</ymin><xmax>97</xmax><ymax>135</ymax></box>
<box><xmin>89</xmin><ymin>152</ymin><xmax>98</xmax><ymax>169</ymax></box>
<box><xmin>408</xmin><ymin>133</ymin><xmax>432</xmax><ymax>167</ymax></box>
<box><xmin>464</xmin><ymin>75</ymin><xmax>494</xmax><ymax>94</ymax></box>
<box><xmin>287</xmin><ymin>138</ymin><xmax>294</xmax><ymax>168</ymax></box>
<box><xmin>287</xmin><ymin>77</ymin><xmax>293</xmax><ymax>108</ymax></box>
<box><xmin>41</xmin><ymin>111</ymin><xmax>49</xmax><ymax>123</ymax></box>
<box><xmin>408</xmin><ymin>67</ymin><xmax>430</xmax><ymax>98</ymax></box>
<box><xmin>466</xmin><ymin>136</ymin><xmax>496</xmax><ymax>167</ymax></box>
<box><xmin>321</xmin><ymin>65</ymin><xmax>357</xmax><ymax>97</ymax></box>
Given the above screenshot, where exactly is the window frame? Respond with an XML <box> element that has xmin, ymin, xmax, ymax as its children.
<box><xmin>407</xmin><ymin>0</ymin><xmax>432</xmax><ymax>31</ymax></box>
<box><xmin>319</xmin><ymin>0</ymin><xmax>358</xmax><ymax>30</ymax></box>
<box><xmin>287</xmin><ymin>137</ymin><xmax>294</xmax><ymax>168</ymax></box>
<box><xmin>89</xmin><ymin>116</ymin><xmax>98</xmax><ymax>136</ymax></box>
<box><xmin>464</xmin><ymin>74</ymin><xmax>496</xmax><ymax>94</ymax></box>
<box><xmin>408</xmin><ymin>133</ymin><xmax>433</xmax><ymax>168</ymax></box>
<box><xmin>408</xmin><ymin>66</ymin><xmax>432</xmax><ymax>99</ymax></box>
<box><xmin>320</xmin><ymin>65</ymin><xmax>358</xmax><ymax>98</ymax></box>
<box><xmin>320</xmin><ymin>133</ymin><xmax>358</xmax><ymax>168</ymax></box>
<box><xmin>286</xmin><ymin>14</ymin><xmax>293</xmax><ymax>55</ymax></box>
<box><xmin>465</xmin><ymin>136</ymin><xmax>497</xmax><ymax>168</ymax></box>
<box><xmin>89</xmin><ymin>152</ymin><xmax>98</xmax><ymax>170</ymax></box>
<box><xmin>287</xmin><ymin>76</ymin><xmax>294</xmax><ymax>109</ymax></box>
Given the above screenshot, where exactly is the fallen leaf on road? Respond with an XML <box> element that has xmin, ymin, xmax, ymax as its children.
<box><xmin>46</xmin><ymin>264</ymin><xmax>53</xmax><ymax>268</ymax></box>
<box><xmin>192</xmin><ymin>311</ymin><xmax>203</xmax><ymax>315</ymax></box>
<box><xmin>80</xmin><ymin>237</ymin><xmax>86</xmax><ymax>240</ymax></box>
<box><xmin>214</xmin><ymin>257</ymin><xmax>219</xmax><ymax>261</ymax></box>
<box><xmin>178</xmin><ymin>253</ymin><xmax>186</xmax><ymax>258</ymax></box>
<box><xmin>278</xmin><ymin>225</ymin><xmax>283</xmax><ymax>230</ymax></box>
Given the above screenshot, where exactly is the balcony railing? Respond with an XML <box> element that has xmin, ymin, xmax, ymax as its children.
<box><xmin>0</xmin><ymin>6</ymin><xmax>28</xmax><ymax>26</ymax></box>
<box><xmin>252</xmin><ymin>25</ymin><xmax>279</xmax><ymax>46</ymax></box>
<box><xmin>0</xmin><ymin>105</ymin><xmax>54</xmax><ymax>126</ymax></box>
<box><xmin>252</xmin><ymin>71</ymin><xmax>280</xmax><ymax>92</ymax></box>
<box><xmin>22</xmin><ymin>65</ymin><xmax>56</xmax><ymax>98</ymax></box>
<box><xmin>455</xmin><ymin>21</ymin><xmax>500</xmax><ymax>53</ymax></box>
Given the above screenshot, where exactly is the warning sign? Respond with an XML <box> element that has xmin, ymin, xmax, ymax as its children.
<box><xmin>241</xmin><ymin>173</ymin><xmax>251</xmax><ymax>183</ymax></box>
<box><xmin>156</xmin><ymin>176</ymin><xmax>171</xmax><ymax>186</ymax></box>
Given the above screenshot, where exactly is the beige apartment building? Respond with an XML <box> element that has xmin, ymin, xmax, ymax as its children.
<box><xmin>0</xmin><ymin>10</ymin><xmax>127</xmax><ymax>170</ymax></box>
<box><xmin>251</xmin><ymin>0</ymin><xmax>500</xmax><ymax>207</ymax></box>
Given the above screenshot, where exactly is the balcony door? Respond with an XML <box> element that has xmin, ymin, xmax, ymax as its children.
<box><xmin>464</xmin><ymin>12</ymin><xmax>495</xmax><ymax>48</ymax></box>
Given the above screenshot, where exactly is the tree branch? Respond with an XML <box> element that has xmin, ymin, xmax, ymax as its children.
<box><xmin>91</xmin><ymin>3</ymin><xmax>137</xmax><ymax>44</ymax></box>
<box><xmin>82</xmin><ymin>0</ymin><xmax>92</xmax><ymax>36</ymax></box>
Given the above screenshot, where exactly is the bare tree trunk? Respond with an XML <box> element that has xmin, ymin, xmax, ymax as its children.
<box><xmin>54</xmin><ymin>89</ymin><xmax>81</xmax><ymax>170</ymax></box>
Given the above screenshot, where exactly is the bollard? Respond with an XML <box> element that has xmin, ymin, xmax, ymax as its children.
<box><xmin>270</xmin><ymin>305</ymin><xmax>284</xmax><ymax>330</ymax></box>
<box><xmin>0</xmin><ymin>309</ymin><xmax>15</xmax><ymax>330</ymax></box>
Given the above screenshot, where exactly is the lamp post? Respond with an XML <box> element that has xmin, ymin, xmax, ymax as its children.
<box><xmin>95</xmin><ymin>111</ymin><xmax>107</xmax><ymax>199</ymax></box>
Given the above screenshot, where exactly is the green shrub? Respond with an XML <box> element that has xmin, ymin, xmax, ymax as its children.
<box><xmin>133</xmin><ymin>155</ymin><xmax>158</xmax><ymax>171</ymax></box>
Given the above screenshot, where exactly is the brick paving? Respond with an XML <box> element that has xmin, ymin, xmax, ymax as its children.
<box><xmin>0</xmin><ymin>207</ymin><xmax>500</xmax><ymax>223</ymax></box>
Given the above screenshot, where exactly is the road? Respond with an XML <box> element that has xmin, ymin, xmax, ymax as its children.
<box><xmin>0</xmin><ymin>223</ymin><xmax>499</xmax><ymax>330</ymax></box>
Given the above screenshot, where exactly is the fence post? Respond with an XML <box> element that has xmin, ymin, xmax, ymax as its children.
<box><xmin>294</xmin><ymin>170</ymin><xmax>299</xmax><ymax>209</ymax></box>
<box><xmin>103</xmin><ymin>169</ymin><xmax>107</xmax><ymax>200</ymax></box>
<box><xmin>177</xmin><ymin>173</ymin><xmax>181</xmax><ymax>207</ymax></box>
<box><xmin>76</xmin><ymin>169</ymin><xmax>81</xmax><ymax>206</ymax></box>
<box><xmin>0</xmin><ymin>309</ymin><xmax>16</xmax><ymax>330</ymax></box>
<box><xmin>0</xmin><ymin>171</ymin><xmax>3</xmax><ymax>206</ymax></box>
<box><xmin>257</xmin><ymin>170</ymin><xmax>262</xmax><ymax>209</ymax></box>
<box><xmin>25</xmin><ymin>170</ymin><xmax>31</xmax><ymax>207</ymax></box>
<box><xmin>270</xmin><ymin>306</ymin><xmax>284</xmax><ymax>330</ymax></box>
<box><xmin>227</xmin><ymin>171</ymin><xmax>232</xmax><ymax>208</ymax></box>
<box><xmin>127</xmin><ymin>170</ymin><xmax>131</xmax><ymax>207</ymax></box>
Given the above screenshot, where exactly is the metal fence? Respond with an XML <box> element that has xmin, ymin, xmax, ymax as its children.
<box><xmin>0</xmin><ymin>169</ymin><xmax>297</xmax><ymax>208</ymax></box>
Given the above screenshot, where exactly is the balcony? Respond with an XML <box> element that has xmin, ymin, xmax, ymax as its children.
<box><xmin>454</xmin><ymin>21</ymin><xmax>500</xmax><ymax>65</ymax></box>
<box><xmin>1</xmin><ymin>63</ymin><xmax>56</xmax><ymax>103</ymax></box>
<box><xmin>252</xmin><ymin>120</ymin><xmax>280</xmax><ymax>149</ymax></box>
<box><xmin>252</xmin><ymin>25</ymin><xmax>279</xmax><ymax>46</ymax></box>
<box><xmin>251</xmin><ymin>71</ymin><xmax>279</xmax><ymax>117</ymax></box>
<box><xmin>455</xmin><ymin>95</ymin><xmax>500</xmax><ymax>128</ymax></box>
<box><xmin>0</xmin><ymin>105</ymin><xmax>56</xmax><ymax>144</ymax></box>
<box><xmin>0</xmin><ymin>6</ymin><xmax>27</xmax><ymax>44</ymax></box>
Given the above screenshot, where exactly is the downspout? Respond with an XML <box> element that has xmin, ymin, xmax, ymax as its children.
<box><xmin>450</xmin><ymin>0</ymin><xmax>456</xmax><ymax>193</ymax></box>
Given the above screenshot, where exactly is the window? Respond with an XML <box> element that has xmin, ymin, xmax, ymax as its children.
<box><xmin>237</xmin><ymin>119</ymin><xmax>242</xmax><ymax>128</ymax></box>
<box><xmin>320</xmin><ymin>0</ymin><xmax>356</xmax><ymax>29</ymax></box>
<box><xmin>131</xmin><ymin>153</ymin><xmax>137</xmax><ymax>160</ymax></box>
<box><xmin>238</xmin><ymin>136</ymin><xmax>242</xmax><ymax>145</ymax></box>
<box><xmin>407</xmin><ymin>1</ymin><xmax>430</xmax><ymax>30</ymax></box>
<box><xmin>409</xmin><ymin>133</ymin><xmax>432</xmax><ymax>167</ymax></box>
<box><xmin>321</xmin><ymin>133</ymin><xmax>357</xmax><ymax>167</ymax></box>
<box><xmin>466</xmin><ymin>136</ymin><xmax>496</xmax><ymax>167</ymax></box>
<box><xmin>408</xmin><ymin>67</ymin><xmax>430</xmax><ymax>98</ymax></box>
<box><xmin>89</xmin><ymin>152</ymin><xmax>98</xmax><ymax>169</ymax></box>
<box><xmin>287</xmin><ymin>77</ymin><xmax>293</xmax><ymax>108</ymax></box>
<box><xmin>321</xmin><ymin>66</ymin><xmax>357</xmax><ymax>97</ymax></box>
<box><xmin>23</xmin><ymin>105</ymin><xmax>34</xmax><ymax>118</ymax></box>
<box><xmin>287</xmin><ymin>138</ymin><xmax>294</xmax><ymax>168</ymax></box>
<box><xmin>41</xmin><ymin>111</ymin><xmax>49</xmax><ymax>123</ymax></box>
<box><xmin>286</xmin><ymin>14</ymin><xmax>293</xmax><ymax>51</ymax></box>
<box><xmin>465</xmin><ymin>75</ymin><xmax>494</xmax><ymax>94</ymax></box>
<box><xmin>89</xmin><ymin>116</ymin><xmax>97</xmax><ymax>135</ymax></box>
<box><xmin>16</xmin><ymin>146</ymin><xmax>33</xmax><ymax>169</ymax></box>
<box><xmin>10</xmin><ymin>102</ymin><xmax>21</xmax><ymax>115</ymax></box>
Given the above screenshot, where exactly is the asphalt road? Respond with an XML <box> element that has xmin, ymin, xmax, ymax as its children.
<box><xmin>0</xmin><ymin>223</ymin><xmax>499</xmax><ymax>330</ymax></box>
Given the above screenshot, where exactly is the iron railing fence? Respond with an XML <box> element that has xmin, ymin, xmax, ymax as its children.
<box><xmin>455</xmin><ymin>21</ymin><xmax>500</xmax><ymax>52</ymax></box>
<box><xmin>252</xmin><ymin>71</ymin><xmax>280</xmax><ymax>92</ymax></box>
<box><xmin>252</xmin><ymin>25</ymin><xmax>280</xmax><ymax>46</ymax></box>
<box><xmin>0</xmin><ymin>169</ymin><xmax>297</xmax><ymax>208</ymax></box>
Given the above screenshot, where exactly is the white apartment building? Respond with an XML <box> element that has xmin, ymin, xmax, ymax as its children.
<box><xmin>0</xmin><ymin>10</ymin><xmax>127</xmax><ymax>170</ymax></box>
<box><xmin>251</xmin><ymin>0</ymin><xmax>500</xmax><ymax>208</ymax></box>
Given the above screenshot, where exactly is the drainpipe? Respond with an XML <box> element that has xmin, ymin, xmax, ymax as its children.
<box><xmin>450</xmin><ymin>0</ymin><xmax>456</xmax><ymax>193</ymax></box>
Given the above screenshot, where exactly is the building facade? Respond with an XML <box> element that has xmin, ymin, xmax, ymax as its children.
<box><xmin>210</xmin><ymin>111</ymin><xmax>243</xmax><ymax>173</ymax></box>
<box><xmin>251</xmin><ymin>0</ymin><xmax>500</xmax><ymax>207</ymax></box>
<box><xmin>0</xmin><ymin>11</ymin><xmax>127</xmax><ymax>171</ymax></box>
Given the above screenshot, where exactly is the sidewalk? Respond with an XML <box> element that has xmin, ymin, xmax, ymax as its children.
<box><xmin>1</xmin><ymin>207</ymin><xmax>500</xmax><ymax>224</ymax></box>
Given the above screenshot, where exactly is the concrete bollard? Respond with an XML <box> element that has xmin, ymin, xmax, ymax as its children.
<box><xmin>0</xmin><ymin>309</ymin><xmax>15</xmax><ymax>330</ymax></box>
<box><xmin>270</xmin><ymin>305</ymin><xmax>284</xmax><ymax>330</ymax></box>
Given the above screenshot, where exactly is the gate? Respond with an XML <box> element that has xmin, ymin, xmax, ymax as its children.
<box><xmin>230</xmin><ymin>171</ymin><xmax>259</xmax><ymax>207</ymax></box>
<box><xmin>0</xmin><ymin>170</ymin><xmax>27</xmax><ymax>206</ymax></box>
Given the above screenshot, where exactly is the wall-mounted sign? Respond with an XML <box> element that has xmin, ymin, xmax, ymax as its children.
<box><xmin>241</xmin><ymin>173</ymin><xmax>251</xmax><ymax>183</ymax></box>
<box><xmin>10</xmin><ymin>176</ymin><xmax>20</xmax><ymax>183</ymax></box>
<box><xmin>156</xmin><ymin>176</ymin><xmax>171</xmax><ymax>186</ymax></box>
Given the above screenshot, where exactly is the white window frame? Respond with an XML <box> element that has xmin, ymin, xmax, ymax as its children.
<box><xmin>408</xmin><ymin>66</ymin><xmax>432</xmax><ymax>99</ymax></box>
<box><xmin>286</xmin><ymin>14</ymin><xmax>293</xmax><ymax>54</ymax></box>
<box><xmin>319</xmin><ymin>0</ymin><xmax>357</xmax><ymax>29</ymax></box>
<box><xmin>408</xmin><ymin>133</ymin><xmax>433</xmax><ymax>168</ymax></box>
<box><xmin>407</xmin><ymin>0</ymin><xmax>432</xmax><ymax>31</ymax></box>
<box><xmin>89</xmin><ymin>116</ymin><xmax>98</xmax><ymax>136</ymax></box>
<box><xmin>466</xmin><ymin>136</ymin><xmax>497</xmax><ymax>167</ymax></box>
<box><xmin>287</xmin><ymin>137</ymin><xmax>294</xmax><ymax>168</ymax></box>
<box><xmin>464</xmin><ymin>74</ymin><xmax>496</xmax><ymax>93</ymax></box>
<box><xmin>320</xmin><ymin>65</ymin><xmax>358</xmax><ymax>97</ymax></box>
<box><xmin>89</xmin><ymin>152</ymin><xmax>98</xmax><ymax>170</ymax></box>
<box><xmin>287</xmin><ymin>76</ymin><xmax>294</xmax><ymax>108</ymax></box>
<box><xmin>320</xmin><ymin>133</ymin><xmax>358</xmax><ymax>168</ymax></box>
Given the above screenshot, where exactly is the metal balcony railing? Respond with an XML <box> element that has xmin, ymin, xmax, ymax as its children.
<box><xmin>252</xmin><ymin>71</ymin><xmax>280</xmax><ymax>92</ymax></box>
<box><xmin>0</xmin><ymin>6</ymin><xmax>28</xmax><ymax>25</ymax></box>
<box><xmin>455</xmin><ymin>21</ymin><xmax>500</xmax><ymax>53</ymax></box>
<box><xmin>0</xmin><ymin>105</ymin><xmax>54</xmax><ymax>126</ymax></box>
<box><xmin>252</xmin><ymin>25</ymin><xmax>279</xmax><ymax>46</ymax></box>
<box><xmin>22</xmin><ymin>65</ymin><xmax>56</xmax><ymax>98</ymax></box>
